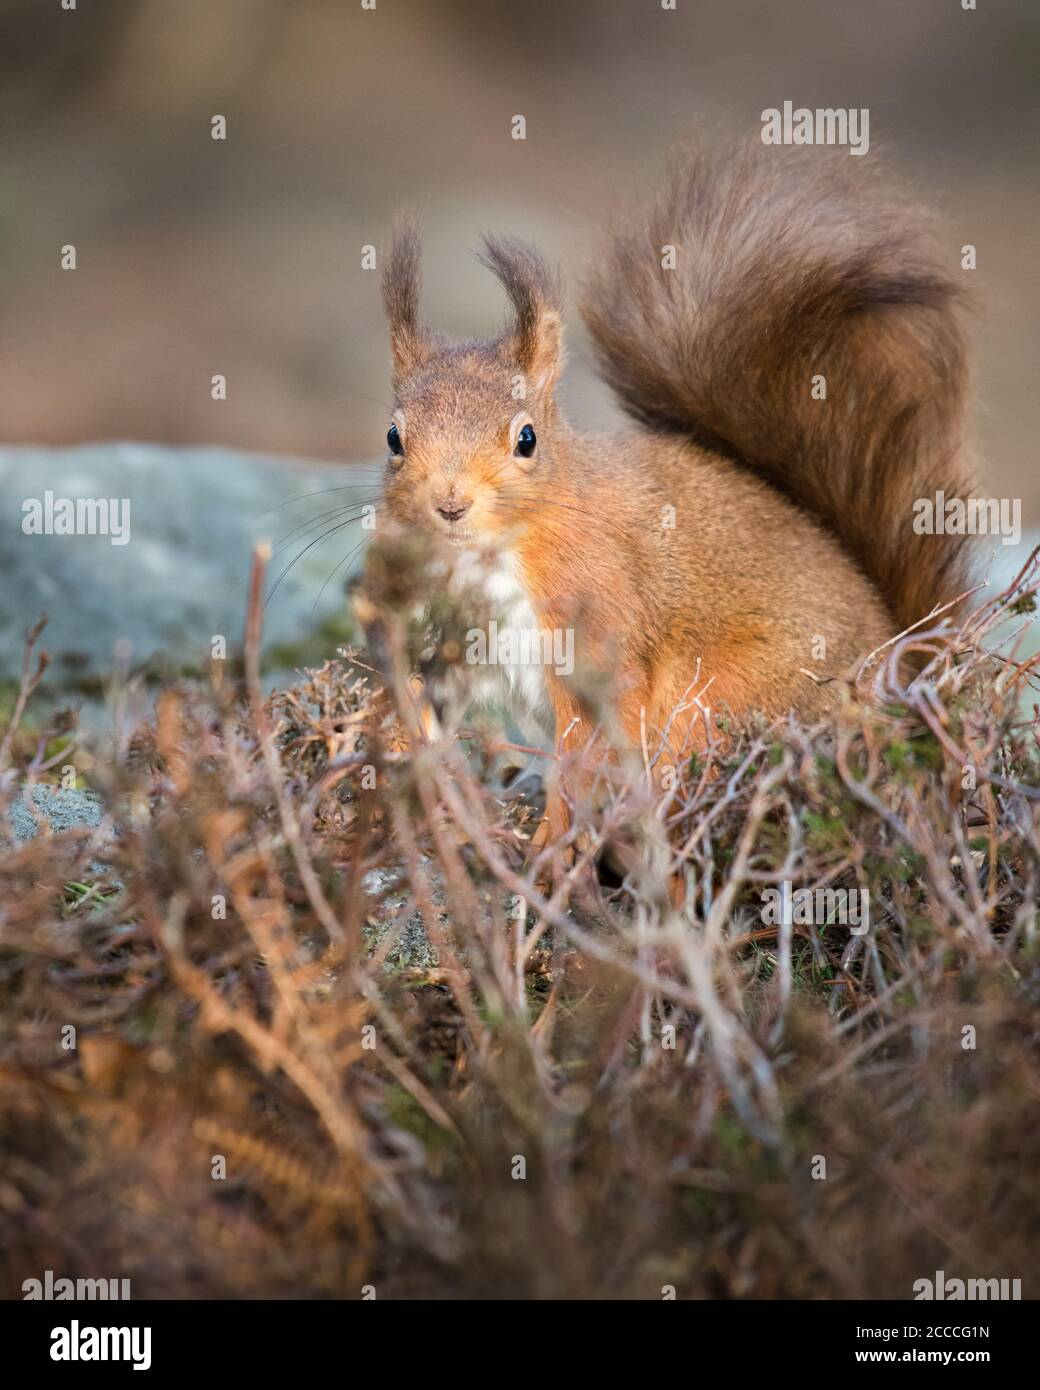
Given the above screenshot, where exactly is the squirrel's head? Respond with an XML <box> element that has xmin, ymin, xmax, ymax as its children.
<box><xmin>380</xmin><ymin>225</ymin><xmax>564</xmax><ymax>548</ymax></box>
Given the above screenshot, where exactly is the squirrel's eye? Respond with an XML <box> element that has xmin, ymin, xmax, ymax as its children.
<box><xmin>516</xmin><ymin>424</ymin><xmax>536</xmax><ymax>458</ymax></box>
<box><xmin>387</xmin><ymin>422</ymin><xmax>403</xmax><ymax>457</ymax></box>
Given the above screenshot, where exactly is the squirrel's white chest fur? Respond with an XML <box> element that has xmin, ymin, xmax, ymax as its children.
<box><xmin>455</xmin><ymin>550</ymin><xmax>553</xmax><ymax>740</ymax></box>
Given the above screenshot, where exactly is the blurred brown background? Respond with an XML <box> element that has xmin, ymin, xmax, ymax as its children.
<box><xmin>1</xmin><ymin>0</ymin><xmax>1037</xmax><ymax>513</ymax></box>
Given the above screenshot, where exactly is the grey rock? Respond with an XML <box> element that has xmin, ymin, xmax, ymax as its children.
<box><xmin>0</xmin><ymin>442</ymin><xmax>374</xmax><ymax>716</ymax></box>
<box><xmin>7</xmin><ymin>784</ymin><xmax>104</xmax><ymax>842</ymax></box>
<box><xmin>980</xmin><ymin>530</ymin><xmax>1040</xmax><ymax>679</ymax></box>
<box><xmin>362</xmin><ymin>867</ymin><xmax>439</xmax><ymax>970</ymax></box>
<box><xmin>986</xmin><ymin>528</ymin><xmax>1040</xmax><ymax>596</ymax></box>
<box><xmin>4</xmin><ymin>783</ymin><xmax>112</xmax><ymax>878</ymax></box>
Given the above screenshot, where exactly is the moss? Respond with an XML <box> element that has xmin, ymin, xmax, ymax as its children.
<box><xmin>803</xmin><ymin>809</ymin><xmax>846</xmax><ymax>851</ymax></box>
<box><xmin>385</xmin><ymin>1083</ymin><xmax>458</xmax><ymax>1173</ymax></box>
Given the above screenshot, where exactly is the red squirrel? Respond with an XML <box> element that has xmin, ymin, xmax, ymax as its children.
<box><xmin>370</xmin><ymin>140</ymin><xmax>974</xmax><ymax>845</ymax></box>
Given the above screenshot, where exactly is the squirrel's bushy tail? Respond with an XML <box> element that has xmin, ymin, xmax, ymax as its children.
<box><xmin>581</xmin><ymin>142</ymin><xmax>974</xmax><ymax>631</ymax></box>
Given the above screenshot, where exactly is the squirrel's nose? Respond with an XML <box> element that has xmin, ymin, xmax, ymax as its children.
<box><xmin>435</xmin><ymin>493</ymin><xmax>473</xmax><ymax>523</ymax></box>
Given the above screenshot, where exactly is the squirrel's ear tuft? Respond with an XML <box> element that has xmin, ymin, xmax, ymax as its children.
<box><xmin>479</xmin><ymin>235</ymin><xmax>564</xmax><ymax>398</ymax></box>
<box><xmin>382</xmin><ymin>221</ymin><xmax>429</xmax><ymax>381</ymax></box>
